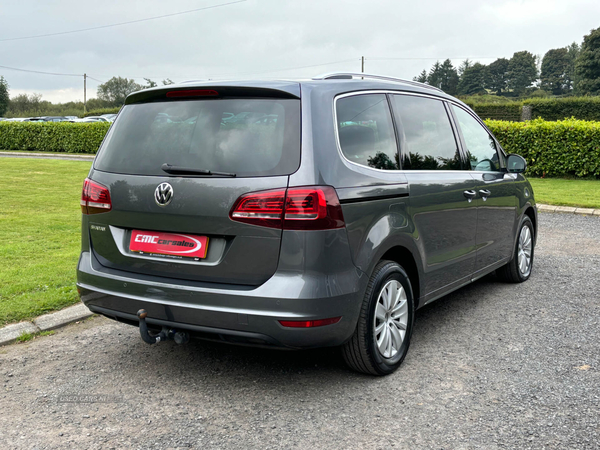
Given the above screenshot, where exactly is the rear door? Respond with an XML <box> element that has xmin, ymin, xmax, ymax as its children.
<box><xmin>449</xmin><ymin>104</ymin><xmax>517</xmax><ymax>275</ymax></box>
<box><xmin>389</xmin><ymin>94</ymin><xmax>479</xmax><ymax>302</ymax></box>
<box><xmin>87</xmin><ymin>88</ymin><xmax>301</xmax><ymax>286</ymax></box>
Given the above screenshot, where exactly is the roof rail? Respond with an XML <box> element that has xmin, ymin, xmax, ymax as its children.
<box><xmin>312</xmin><ymin>72</ymin><xmax>443</xmax><ymax>92</ymax></box>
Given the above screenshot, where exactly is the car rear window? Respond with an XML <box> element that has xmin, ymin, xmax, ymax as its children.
<box><xmin>94</xmin><ymin>98</ymin><xmax>300</xmax><ymax>177</ymax></box>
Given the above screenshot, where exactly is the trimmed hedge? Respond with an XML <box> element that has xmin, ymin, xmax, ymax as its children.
<box><xmin>524</xmin><ymin>97</ymin><xmax>600</xmax><ymax>121</ymax></box>
<box><xmin>464</xmin><ymin>96</ymin><xmax>600</xmax><ymax>122</ymax></box>
<box><xmin>468</xmin><ymin>102</ymin><xmax>522</xmax><ymax>121</ymax></box>
<box><xmin>2</xmin><ymin>118</ymin><xmax>599</xmax><ymax>178</ymax></box>
<box><xmin>486</xmin><ymin>118</ymin><xmax>600</xmax><ymax>178</ymax></box>
<box><xmin>0</xmin><ymin>121</ymin><xmax>110</xmax><ymax>154</ymax></box>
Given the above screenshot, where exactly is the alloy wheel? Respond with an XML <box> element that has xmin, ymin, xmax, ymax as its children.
<box><xmin>373</xmin><ymin>280</ymin><xmax>408</xmax><ymax>359</ymax></box>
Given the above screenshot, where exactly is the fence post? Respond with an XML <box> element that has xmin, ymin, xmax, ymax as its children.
<box><xmin>521</xmin><ymin>105</ymin><xmax>532</xmax><ymax>122</ymax></box>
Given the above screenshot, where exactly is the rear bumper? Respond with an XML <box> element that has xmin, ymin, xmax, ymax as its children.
<box><xmin>77</xmin><ymin>251</ymin><xmax>367</xmax><ymax>349</ymax></box>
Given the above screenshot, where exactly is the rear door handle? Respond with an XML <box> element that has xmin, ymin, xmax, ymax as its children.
<box><xmin>463</xmin><ymin>190</ymin><xmax>477</xmax><ymax>202</ymax></box>
<box><xmin>479</xmin><ymin>189</ymin><xmax>492</xmax><ymax>201</ymax></box>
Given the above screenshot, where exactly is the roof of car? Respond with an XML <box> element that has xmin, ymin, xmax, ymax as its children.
<box><xmin>125</xmin><ymin>73</ymin><xmax>461</xmax><ymax>105</ymax></box>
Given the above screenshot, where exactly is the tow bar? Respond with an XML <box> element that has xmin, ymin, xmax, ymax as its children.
<box><xmin>136</xmin><ymin>309</ymin><xmax>190</xmax><ymax>345</ymax></box>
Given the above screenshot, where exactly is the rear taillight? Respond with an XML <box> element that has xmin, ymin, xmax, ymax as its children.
<box><xmin>229</xmin><ymin>189</ymin><xmax>286</xmax><ymax>229</ymax></box>
<box><xmin>229</xmin><ymin>186</ymin><xmax>345</xmax><ymax>230</ymax></box>
<box><xmin>81</xmin><ymin>178</ymin><xmax>112</xmax><ymax>215</ymax></box>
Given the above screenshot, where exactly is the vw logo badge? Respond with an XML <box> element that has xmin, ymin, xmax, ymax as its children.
<box><xmin>155</xmin><ymin>182</ymin><xmax>174</xmax><ymax>206</ymax></box>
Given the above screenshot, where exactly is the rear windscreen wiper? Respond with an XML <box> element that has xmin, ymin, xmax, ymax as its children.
<box><xmin>161</xmin><ymin>163</ymin><xmax>236</xmax><ymax>177</ymax></box>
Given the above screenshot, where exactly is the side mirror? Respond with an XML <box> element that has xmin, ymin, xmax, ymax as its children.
<box><xmin>506</xmin><ymin>154</ymin><xmax>527</xmax><ymax>173</ymax></box>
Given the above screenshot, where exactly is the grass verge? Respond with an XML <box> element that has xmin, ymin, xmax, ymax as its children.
<box><xmin>0</xmin><ymin>149</ymin><xmax>93</xmax><ymax>157</ymax></box>
<box><xmin>528</xmin><ymin>178</ymin><xmax>600</xmax><ymax>209</ymax></box>
<box><xmin>0</xmin><ymin>157</ymin><xmax>91</xmax><ymax>325</ymax></box>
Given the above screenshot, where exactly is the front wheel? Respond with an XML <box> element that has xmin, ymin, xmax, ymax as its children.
<box><xmin>342</xmin><ymin>260</ymin><xmax>415</xmax><ymax>375</ymax></box>
<box><xmin>497</xmin><ymin>216</ymin><xmax>535</xmax><ymax>283</ymax></box>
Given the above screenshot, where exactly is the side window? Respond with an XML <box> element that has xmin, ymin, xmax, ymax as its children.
<box><xmin>390</xmin><ymin>95</ymin><xmax>461</xmax><ymax>170</ymax></box>
<box><xmin>336</xmin><ymin>94</ymin><xmax>399</xmax><ymax>170</ymax></box>
<box><xmin>452</xmin><ymin>105</ymin><xmax>501</xmax><ymax>172</ymax></box>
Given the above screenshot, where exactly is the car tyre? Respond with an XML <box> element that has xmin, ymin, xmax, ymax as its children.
<box><xmin>342</xmin><ymin>260</ymin><xmax>414</xmax><ymax>376</ymax></box>
<box><xmin>497</xmin><ymin>216</ymin><xmax>535</xmax><ymax>283</ymax></box>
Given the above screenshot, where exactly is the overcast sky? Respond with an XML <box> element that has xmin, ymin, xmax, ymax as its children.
<box><xmin>1</xmin><ymin>0</ymin><xmax>599</xmax><ymax>103</ymax></box>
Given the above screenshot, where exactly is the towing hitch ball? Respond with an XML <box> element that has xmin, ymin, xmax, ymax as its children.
<box><xmin>136</xmin><ymin>309</ymin><xmax>190</xmax><ymax>345</ymax></box>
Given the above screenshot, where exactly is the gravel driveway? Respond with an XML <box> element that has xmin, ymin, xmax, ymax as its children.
<box><xmin>1</xmin><ymin>213</ymin><xmax>598</xmax><ymax>449</ymax></box>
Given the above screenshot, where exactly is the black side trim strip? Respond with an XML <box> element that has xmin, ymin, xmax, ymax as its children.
<box><xmin>340</xmin><ymin>192</ymin><xmax>409</xmax><ymax>204</ymax></box>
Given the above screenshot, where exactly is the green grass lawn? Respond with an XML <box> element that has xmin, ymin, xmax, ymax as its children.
<box><xmin>528</xmin><ymin>178</ymin><xmax>600</xmax><ymax>209</ymax></box>
<box><xmin>0</xmin><ymin>149</ymin><xmax>93</xmax><ymax>156</ymax></box>
<box><xmin>0</xmin><ymin>158</ymin><xmax>91</xmax><ymax>325</ymax></box>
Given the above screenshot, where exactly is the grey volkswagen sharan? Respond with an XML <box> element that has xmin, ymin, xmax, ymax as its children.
<box><xmin>77</xmin><ymin>73</ymin><xmax>536</xmax><ymax>375</ymax></box>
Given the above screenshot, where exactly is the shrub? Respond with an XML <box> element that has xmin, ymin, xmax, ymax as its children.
<box><xmin>524</xmin><ymin>97</ymin><xmax>600</xmax><ymax>121</ymax></box>
<box><xmin>486</xmin><ymin>118</ymin><xmax>600</xmax><ymax>177</ymax></box>
<box><xmin>0</xmin><ymin>121</ymin><xmax>110</xmax><ymax>154</ymax></box>
<box><xmin>468</xmin><ymin>102</ymin><xmax>523</xmax><ymax>121</ymax></box>
<box><xmin>462</xmin><ymin>96</ymin><xmax>600</xmax><ymax>122</ymax></box>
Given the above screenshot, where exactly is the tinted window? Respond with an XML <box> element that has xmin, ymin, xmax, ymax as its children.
<box><xmin>391</xmin><ymin>95</ymin><xmax>461</xmax><ymax>170</ymax></box>
<box><xmin>452</xmin><ymin>105</ymin><xmax>500</xmax><ymax>172</ymax></box>
<box><xmin>336</xmin><ymin>94</ymin><xmax>399</xmax><ymax>170</ymax></box>
<box><xmin>94</xmin><ymin>98</ymin><xmax>300</xmax><ymax>177</ymax></box>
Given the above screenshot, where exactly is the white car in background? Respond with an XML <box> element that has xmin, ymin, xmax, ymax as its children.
<box><xmin>80</xmin><ymin>116</ymin><xmax>110</xmax><ymax>123</ymax></box>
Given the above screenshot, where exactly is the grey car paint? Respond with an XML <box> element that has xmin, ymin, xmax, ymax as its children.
<box><xmin>77</xmin><ymin>77</ymin><xmax>536</xmax><ymax>349</ymax></box>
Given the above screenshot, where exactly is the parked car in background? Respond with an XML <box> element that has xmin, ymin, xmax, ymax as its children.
<box><xmin>78</xmin><ymin>74</ymin><xmax>536</xmax><ymax>376</ymax></box>
<box><xmin>80</xmin><ymin>116</ymin><xmax>113</xmax><ymax>123</ymax></box>
<box><xmin>23</xmin><ymin>116</ymin><xmax>71</xmax><ymax>122</ymax></box>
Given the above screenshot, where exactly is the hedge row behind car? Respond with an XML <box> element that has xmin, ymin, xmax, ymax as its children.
<box><xmin>1</xmin><ymin>118</ymin><xmax>599</xmax><ymax>178</ymax></box>
<box><xmin>486</xmin><ymin>118</ymin><xmax>600</xmax><ymax>178</ymax></box>
<box><xmin>0</xmin><ymin>121</ymin><xmax>110</xmax><ymax>154</ymax></box>
<box><xmin>523</xmin><ymin>97</ymin><xmax>600</xmax><ymax>122</ymax></box>
<box><xmin>465</xmin><ymin>102</ymin><xmax>523</xmax><ymax>121</ymax></box>
<box><xmin>466</xmin><ymin>96</ymin><xmax>600</xmax><ymax>122</ymax></box>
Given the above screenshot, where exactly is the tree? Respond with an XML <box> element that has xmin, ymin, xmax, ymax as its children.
<box><xmin>458</xmin><ymin>59</ymin><xmax>473</xmax><ymax>77</ymax></box>
<box><xmin>438</xmin><ymin>59</ymin><xmax>459</xmax><ymax>95</ymax></box>
<box><xmin>413</xmin><ymin>70</ymin><xmax>428</xmax><ymax>83</ymax></box>
<box><xmin>457</xmin><ymin>63</ymin><xmax>488</xmax><ymax>95</ymax></box>
<box><xmin>427</xmin><ymin>61</ymin><xmax>443</xmax><ymax>88</ymax></box>
<box><xmin>566</xmin><ymin>42</ymin><xmax>580</xmax><ymax>93</ymax></box>
<box><xmin>162</xmin><ymin>78</ymin><xmax>175</xmax><ymax>85</ymax></box>
<box><xmin>0</xmin><ymin>76</ymin><xmax>9</xmax><ymax>116</ymax></box>
<box><xmin>424</xmin><ymin>60</ymin><xmax>458</xmax><ymax>94</ymax></box>
<box><xmin>575</xmin><ymin>27</ymin><xmax>600</xmax><ymax>95</ymax></box>
<box><xmin>143</xmin><ymin>78</ymin><xmax>158</xmax><ymax>89</ymax></box>
<box><xmin>507</xmin><ymin>51</ymin><xmax>538</xmax><ymax>96</ymax></box>
<box><xmin>97</xmin><ymin>77</ymin><xmax>142</xmax><ymax>105</ymax></box>
<box><xmin>486</xmin><ymin>58</ymin><xmax>510</xmax><ymax>94</ymax></box>
<box><xmin>9</xmin><ymin>93</ymin><xmax>42</xmax><ymax>115</ymax></box>
<box><xmin>540</xmin><ymin>48</ymin><xmax>570</xmax><ymax>95</ymax></box>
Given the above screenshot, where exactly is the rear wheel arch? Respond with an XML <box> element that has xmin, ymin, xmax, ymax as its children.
<box><xmin>524</xmin><ymin>206</ymin><xmax>537</xmax><ymax>244</ymax></box>
<box><xmin>380</xmin><ymin>246</ymin><xmax>421</xmax><ymax>309</ymax></box>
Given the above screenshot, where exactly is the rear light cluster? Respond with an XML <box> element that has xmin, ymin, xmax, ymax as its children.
<box><xmin>230</xmin><ymin>186</ymin><xmax>345</xmax><ymax>230</ymax></box>
<box><xmin>81</xmin><ymin>178</ymin><xmax>112</xmax><ymax>214</ymax></box>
